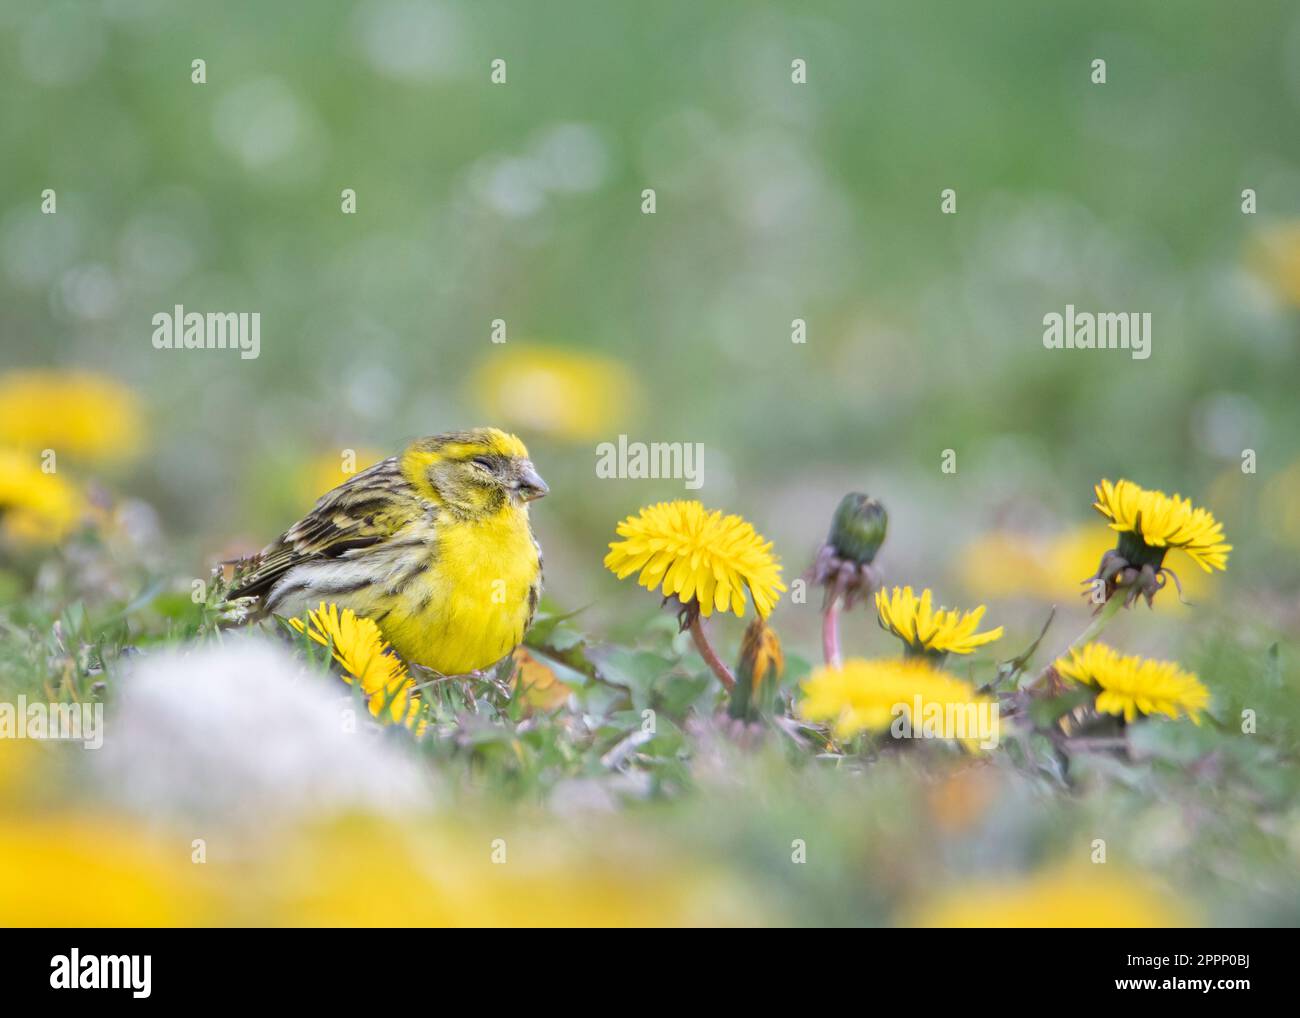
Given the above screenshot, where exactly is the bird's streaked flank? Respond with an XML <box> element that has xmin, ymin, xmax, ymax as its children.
<box><xmin>229</xmin><ymin>428</ymin><xmax>547</xmax><ymax>675</ymax></box>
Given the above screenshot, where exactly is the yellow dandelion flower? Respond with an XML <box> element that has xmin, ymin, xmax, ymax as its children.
<box><xmin>604</xmin><ymin>500</ymin><xmax>785</xmax><ymax>619</ymax></box>
<box><xmin>1093</xmin><ymin>478</ymin><xmax>1230</xmax><ymax>573</ymax></box>
<box><xmin>475</xmin><ymin>346</ymin><xmax>638</xmax><ymax>442</ymax></box>
<box><xmin>799</xmin><ymin>657</ymin><xmax>991</xmax><ymax>749</ymax></box>
<box><xmin>875</xmin><ymin>586</ymin><xmax>1003</xmax><ymax>657</ymax></box>
<box><xmin>0</xmin><ymin>447</ymin><xmax>84</xmax><ymax>545</ymax></box>
<box><xmin>1054</xmin><ymin>642</ymin><xmax>1210</xmax><ymax>725</ymax></box>
<box><xmin>289</xmin><ymin>603</ymin><xmax>426</xmax><ymax>731</ymax></box>
<box><xmin>0</xmin><ymin>370</ymin><xmax>144</xmax><ymax>463</ymax></box>
<box><xmin>907</xmin><ymin>867</ymin><xmax>1187</xmax><ymax>928</ymax></box>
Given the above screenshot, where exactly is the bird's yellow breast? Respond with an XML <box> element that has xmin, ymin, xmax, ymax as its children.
<box><xmin>377</xmin><ymin>505</ymin><xmax>540</xmax><ymax>675</ymax></box>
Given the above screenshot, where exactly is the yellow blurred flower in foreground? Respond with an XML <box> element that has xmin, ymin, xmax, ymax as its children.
<box><xmin>0</xmin><ymin>446</ymin><xmax>84</xmax><ymax>544</ymax></box>
<box><xmin>0</xmin><ymin>815</ymin><xmax>218</xmax><ymax>926</ymax></box>
<box><xmin>0</xmin><ymin>798</ymin><xmax>759</xmax><ymax>926</ymax></box>
<box><xmin>1054</xmin><ymin>642</ymin><xmax>1210</xmax><ymax>725</ymax></box>
<box><xmin>799</xmin><ymin>657</ymin><xmax>992</xmax><ymax>750</ymax></box>
<box><xmin>908</xmin><ymin>866</ymin><xmax>1186</xmax><ymax>927</ymax></box>
<box><xmin>289</xmin><ymin>603</ymin><xmax>426</xmax><ymax>732</ymax></box>
<box><xmin>264</xmin><ymin>817</ymin><xmax>760</xmax><ymax>927</ymax></box>
<box><xmin>0</xmin><ymin>370</ymin><xmax>144</xmax><ymax>463</ymax></box>
<box><xmin>875</xmin><ymin>586</ymin><xmax>1003</xmax><ymax>657</ymax></box>
<box><xmin>605</xmin><ymin>500</ymin><xmax>785</xmax><ymax>618</ymax></box>
<box><xmin>475</xmin><ymin>346</ymin><xmax>638</xmax><ymax>442</ymax></box>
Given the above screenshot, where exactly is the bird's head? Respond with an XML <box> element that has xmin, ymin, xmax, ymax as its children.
<box><xmin>401</xmin><ymin>428</ymin><xmax>548</xmax><ymax>516</ymax></box>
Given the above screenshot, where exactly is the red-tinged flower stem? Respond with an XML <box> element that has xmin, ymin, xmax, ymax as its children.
<box><xmin>689</xmin><ymin>614</ymin><xmax>736</xmax><ymax>691</ymax></box>
<box><xmin>822</xmin><ymin>593</ymin><xmax>843</xmax><ymax>669</ymax></box>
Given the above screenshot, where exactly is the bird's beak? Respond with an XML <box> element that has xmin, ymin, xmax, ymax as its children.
<box><xmin>516</xmin><ymin>461</ymin><xmax>549</xmax><ymax>501</ymax></box>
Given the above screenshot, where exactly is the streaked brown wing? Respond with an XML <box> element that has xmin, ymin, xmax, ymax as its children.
<box><xmin>227</xmin><ymin>456</ymin><xmax>412</xmax><ymax>599</ymax></box>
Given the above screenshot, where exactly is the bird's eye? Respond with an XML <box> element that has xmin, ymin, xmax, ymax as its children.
<box><xmin>471</xmin><ymin>456</ymin><xmax>494</xmax><ymax>472</ymax></box>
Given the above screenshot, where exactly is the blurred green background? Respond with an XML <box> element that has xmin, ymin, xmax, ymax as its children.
<box><xmin>3</xmin><ymin>0</ymin><xmax>1299</xmax><ymax>651</ymax></box>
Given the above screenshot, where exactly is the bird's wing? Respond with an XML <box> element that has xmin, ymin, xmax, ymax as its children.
<box><xmin>227</xmin><ymin>456</ymin><xmax>416</xmax><ymax>600</ymax></box>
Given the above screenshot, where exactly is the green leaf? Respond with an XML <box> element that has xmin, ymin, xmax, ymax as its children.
<box><xmin>525</xmin><ymin>604</ymin><xmax>591</xmax><ymax>645</ymax></box>
<box><xmin>525</xmin><ymin>646</ymin><xmax>591</xmax><ymax>688</ymax></box>
<box><xmin>589</xmin><ymin>646</ymin><xmax>673</xmax><ymax>708</ymax></box>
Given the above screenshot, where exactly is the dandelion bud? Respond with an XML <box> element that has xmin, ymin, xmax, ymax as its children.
<box><xmin>829</xmin><ymin>493</ymin><xmax>888</xmax><ymax>565</ymax></box>
<box><xmin>1090</xmin><ymin>533</ymin><xmax>1169</xmax><ymax>607</ymax></box>
<box><xmin>728</xmin><ymin>617</ymin><xmax>785</xmax><ymax>720</ymax></box>
<box><xmin>810</xmin><ymin>493</ymin><xmax>887</xmax><ymax>609</ymax></box>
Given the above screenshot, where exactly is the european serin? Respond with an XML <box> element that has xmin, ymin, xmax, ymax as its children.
<box><xmin>229</xmin><ymin>428</ymin><xmax>548</xmax><ymax>675</ymax></box>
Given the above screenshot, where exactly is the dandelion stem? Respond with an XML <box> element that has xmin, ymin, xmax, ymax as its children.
<box><xmin>1068</xmin><ymin>594</ymin><xmax>1124</xmax><ymax>653</ymax></box>
<box><xmin>822</xmin><ymin>594</ymin><xmax>843</xmax><ymax>669</ymax></box>
<box><xmin>689</xmin><ymin>615</ymin><xmax>736</xmax><ymax>691</ymax></box>
<box><xmin>1029</xmin><ymin>594</ymin><xmax>1124</xmax><ymax>691</ymax></box>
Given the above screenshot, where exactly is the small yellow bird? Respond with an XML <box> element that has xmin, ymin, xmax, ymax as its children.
<box><xmin>228</xmin><ymin>428</ymin><xmax>548</xmax><ymax>675</ymax></box>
